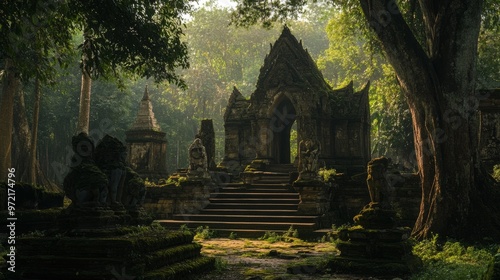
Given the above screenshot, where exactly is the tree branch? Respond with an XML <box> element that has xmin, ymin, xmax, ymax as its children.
<box><xmin>359</xmin><ymin>0</ymin><xmax>439</xmax><ymax>100</ymax></box>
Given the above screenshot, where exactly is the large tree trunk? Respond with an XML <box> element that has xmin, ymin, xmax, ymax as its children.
<box><xmin>360</xmin><ymin>0</ymin><xmax>500</xmax><ymax>240</ymax></box>
<box><xmin>12</xmin><ymin>83</ymin><xmax>59</xmax><ymax>191</ymax></box>
<box><xmin>30</xmin><ymin>77</ymin><xmax>41</xmax><ymax>184</ymax></box>
<box><xmin>0</xmin><ymin>59</ymin><xmax>20</xmax><ymax>180</ymax></box>
<box><xmin>77</xmin><ymin>70</ymin><xmax>92</xmax><ymax>134</ymax></box>
<box><xmin>13</xmin><ymin>85</ymin><xmax>31</xmax><ymax>182</ymax></box>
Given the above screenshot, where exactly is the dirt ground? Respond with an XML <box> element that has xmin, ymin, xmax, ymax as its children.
<box><xmin>193</xmin><ymin>237</ymin><xmax>399</xmax><ymax>280</ymax></box>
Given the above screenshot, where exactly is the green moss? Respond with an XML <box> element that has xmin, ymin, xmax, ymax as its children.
<box><xmin>144</xmin><ymin>243</ymin><xmax>202</xmax><ymax>270</ymax></box>
<box><xmin>493</xmin><ymin>164</ymin><xmax>500</xmax><ymax>182</ymax></box>
<box><xmin>143</xmin><ymin>256</ymin><xmax>215</xmax><ymax>280</ymax></box>
<box><xmin>318</xmin><ymin>168</ymin><xmax>337</xmax><ymax>182</ymax></box>
<box><xmin>0</xmin><ymin>181</ymin><xmax>64</xmax><ymax>210</ymax></box>
<box><xmin>329</xmin><ymin>256</ymin><xmax>414</xmax><ymax>276</ymax></box>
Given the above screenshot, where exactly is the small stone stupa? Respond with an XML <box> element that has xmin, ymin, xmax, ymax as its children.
<box><xmin>125</xmin><ymin>86</ymin><xmax>168</xmax><ymax>180</ymax></box>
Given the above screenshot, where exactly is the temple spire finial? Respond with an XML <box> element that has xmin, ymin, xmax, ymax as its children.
<box><xmin>142</xmin><ymin>85</ymin><xmax>149</xmax><ymax>101</ymax></box>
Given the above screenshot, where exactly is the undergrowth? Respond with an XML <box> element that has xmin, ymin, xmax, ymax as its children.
<box><xmin>410</xmin><ymin>235</ymin><xmax>497</xmax><ymax>280</ymax></box>
<box><xmin>493</xmin><ymin>164</ymin><xmax>500</xmax><ymax>182</ymax></box>
<box><xmin>259</xmin><ymin>226</ymin><xmax>299</xmax><ymax>243</ymax></box>
<box><xmin>318</xmin><ymin>168</ymin><xmax>337</xmax><ymax>182</ymax></box>
<box><xmin>195</xmin><ymin>226</ymin><xmax>217</xmax><ymax>240</ymax></box>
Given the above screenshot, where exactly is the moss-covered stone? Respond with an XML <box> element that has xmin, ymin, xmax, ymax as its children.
<box><xmin>9</xmin><ymin>229</ymin><xmax>213</xmax><ymax>280</ymax></box>
<box><xmin>0</xmin><ymin>182</ymin><xmax>64</xmax><ymax>210</ymax></box>
<box><xmin>353</xmin><ymin>202</ymin><xmax>397</xmax><ymax>229</ymax></box>
<box><xmin>143</xmin><ymin>256</ymin><xmax>215</xmax><ymax>280</ymax></box>
<box><xmin>328</xmin><ymin>255</ymin><xmax>421</xmax><ymax>277</ymax></box>
<box><xmin>0</xmin><ymin>208</ymin><xmax>62</xmax><ymax>234</ymax></box>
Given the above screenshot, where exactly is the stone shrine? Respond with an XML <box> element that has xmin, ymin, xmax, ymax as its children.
<box><xmin>220</xmin><ymin>26</ymin><xmax>370</xmax><ymax>174</ymax></box>
<box><xmin>126</xmin><ymin>85</ymin><xmax>168</xmax><ymax>180</ymax></box>
<box><xmin>329</xmin><ymin>157</ymin><xmax>421</xmax><ymax>277</ymax></box>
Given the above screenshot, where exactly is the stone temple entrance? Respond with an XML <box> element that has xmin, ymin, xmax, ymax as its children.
<box><xmin>221</xmin><ymin>26</ymin><xmax>371</xmax><ymax>174</ymax></box>
<box><xmin>270</xmin><ymin>96</ymin><xmax>296</xmax><ymax>164</ymax></box>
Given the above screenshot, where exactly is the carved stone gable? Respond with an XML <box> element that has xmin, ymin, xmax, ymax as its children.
<box><xmin>254</xmin><ymin>26</ymin><xmax>331</xmax><ymax>96</ymax></box>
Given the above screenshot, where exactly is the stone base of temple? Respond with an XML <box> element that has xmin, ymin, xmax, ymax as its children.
<box><xmin>292</xmin><ymin>180</ymin><xmax>331</xmax><ymax>216</ymax></box>
<box><xmin>13</xmin><ymin>229</ymin><xmax>214</xmax><ymax>280</ymax></box>
<box><xmin>58</xmin><ymin>205</ymin><xmax>153</xmax><ymax>232</ymax></box>
<box><xmin>329</xmin><ymin>202</ymin><xmax>422</xmax><ymax>277</ymax></box>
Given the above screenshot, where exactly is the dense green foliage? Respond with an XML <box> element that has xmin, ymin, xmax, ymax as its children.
<box><xmin>411</xmin><ymin>236</ymin><xmax>498</xmax><ymax>280</ymax></box>
<box><xmin>316</xmin><ymin>6</ymin><xmax>413</xmax><ymax>168</ymax></box>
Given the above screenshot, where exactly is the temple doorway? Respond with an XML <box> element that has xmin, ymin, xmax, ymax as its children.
<box><xmin>270</xmin><ymin>96</ymin><xmax>296</xmax><ymax>164</ymax></box>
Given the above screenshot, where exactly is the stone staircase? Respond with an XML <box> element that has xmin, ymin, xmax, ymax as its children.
<box><xmin>158</xmin><ymin>165</ymin><xmax>321</xmax><ymax>238</ymax></box>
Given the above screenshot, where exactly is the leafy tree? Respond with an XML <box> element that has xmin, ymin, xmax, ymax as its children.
<box><xmin>317</xmin><ymin>7</ymin><xmax>414</xmax><ymax>169</ymax></box>
<box><xmin>232</xmin><ymin>0</ymin><xmax>500</xmax><ymax>240</ymax></box>
<box><xmin>69</xmin><ymin>0</ymin><xmax>192</xmax><ymax>134</ymax></box>
<box><xmin>0</xmin><ymin>0</ymin><xmax>193</xmax><ymax>183</ymax></box>
<box><xmin>0</xmin><ymin>1</ymin><xmax>75</xmax><ymax>182</ymax></box>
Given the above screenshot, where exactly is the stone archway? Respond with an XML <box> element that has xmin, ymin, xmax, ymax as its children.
<box><xmin>269</xmin><ymin>96</ymin><xmax>296</xmax><ymax>164</ymax></box>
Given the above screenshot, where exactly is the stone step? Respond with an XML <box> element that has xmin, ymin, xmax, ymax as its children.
<box><xmin>209</xmin><ymin>192</ymin><xmax>299</xmax><ymax>199</ymax></box>
<box><xmin>218</xmin><ymin>187</ymin><xmax>292</xmax><ymax>193</ymax></box>
<box><xmin>200</xmin><ymin>208</ymin><xmax>298</xmax><ymax>216</ymax></box>
<box><xmin>246</xmin><ymin>183</ymin><xmax>291</xmax><ymax>188</ymax></box>
<box><xmin>172</xmin><ymin>214</ymin><xmax>318</xmax><ymax>223</ymax></box>
<box><xmin>158</xmin><ymin>219</ymin><xmax>316</xmax><ymax>231</ymax></box>
<box><xmin>143</xmin><ymin>255</ymin><xmax>215</xmax><ymax>280</ymax></box>
<box><xmin>208</xmin><ymin>197</ymin><xmax>300</xmax><ymax>204</ymax></box>
<box><xmin>204</xmin><ymin>202</ymin><xmax>298</xmax><ymax>210</ymax></box>
<box><xmin>143</xmin><ymin>243</ymin><xmax>202</xmax><ymax>271</ymax></box>
<box><xmin>202</xmin><ymin>228</ymin><xmax>288</xmax><ymax>238</ymax></box>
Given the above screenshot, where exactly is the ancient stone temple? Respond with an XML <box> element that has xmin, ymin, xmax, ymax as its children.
<box><xmin>125</xmin><ymin>86</ymin><xmax>168</xmax><ymax>180</ymax></box>
<box><xmin>220</xmin><ymin>26</ymin><xmax>371</xmax><ymax>174</ymax></box>
<box><xmin>479</xmin><ymin>89</ymin><xmax>500</xmax><ymax>171</ymax></box>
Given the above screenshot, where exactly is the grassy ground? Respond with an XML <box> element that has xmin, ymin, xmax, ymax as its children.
<box><xmin>194</xmin><ymin>236</ymin><xmax>388</xmax><ymax>280</ymax></box>
<box><xmin>193</xmin><ymin>232</ymin><xmax>499</xmax><ymax>280</ymax></box>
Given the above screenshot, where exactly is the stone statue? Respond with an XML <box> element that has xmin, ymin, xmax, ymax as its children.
<box><xmin>95</xmin><ymin>135</ymin><xmax>127</xmax><ymax>210</ymax></box>
<box><xmin>297</xmin><ymin>139</ymin><xmax>321</xmax><ymax>180</ymax></box>
<box><xmin>63</xmin><ymin>133</ymin><xmax>108</xmax><ymax>208</ymax></box>
<box><xmin>187</xmin><ymin>138</ymin><xmax>209</xmax><ymax>179</ymax></box>
<box><xmin>122</xmin><ymin>167</ymin><xmax>146</xmax><ymax>209</ymax></box>
<box><xmin>366</xmin><ymin>157</ymin><xmax>390</xmax><ymax>208</ymax></box>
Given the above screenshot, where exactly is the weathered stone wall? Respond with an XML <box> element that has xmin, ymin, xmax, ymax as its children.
<box><xmin>143</xmin><ymin>182</ymin><xmax>211</xmax><ymax>219</ymax></box>
<box><xmin>479</xmin><ymin>89</ymin><xmax>500</xmax><ymax>170</ymax></box>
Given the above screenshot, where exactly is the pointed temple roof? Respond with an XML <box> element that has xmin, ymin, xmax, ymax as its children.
<box><xmin>253</xmin><ymin>26</ymin><xmax>332</xmax><ymax>96</ymax></box>
<box><xmin>130</xmin><ymin>85</ymin><xmax>161</xmax><ymax>131</ymax></box>
<box><xmin>224</xmin><ymin>87</ymin><xmax>250</xmax><ymax>122</ymax></box>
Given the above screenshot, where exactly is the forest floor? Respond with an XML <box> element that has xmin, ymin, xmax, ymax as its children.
<box><xmin>194</xmin><ymin>237</ymin><xmax>399</xmax><ymax>280</ymax></box>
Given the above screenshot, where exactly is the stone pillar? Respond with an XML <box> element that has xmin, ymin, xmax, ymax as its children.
<box><xmin>254</xmin><ymin>118</ymin><xmax>273</xmax><ymax>160</ymax></box>
<box><xmin>197</xmin><ymin>119</ymin><xmax>216</xmax><ymax>170</ymax></box>
<box><xmin>222</xmin><ymin>125</ymin><xmax>239</xmax><ymax>161</ymax></box>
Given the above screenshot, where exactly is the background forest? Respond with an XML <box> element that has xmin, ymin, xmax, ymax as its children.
<box><xmin>7</xmin><ymin>1</ymin><xmax>499</xmax><ymax>187</ymax></box>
